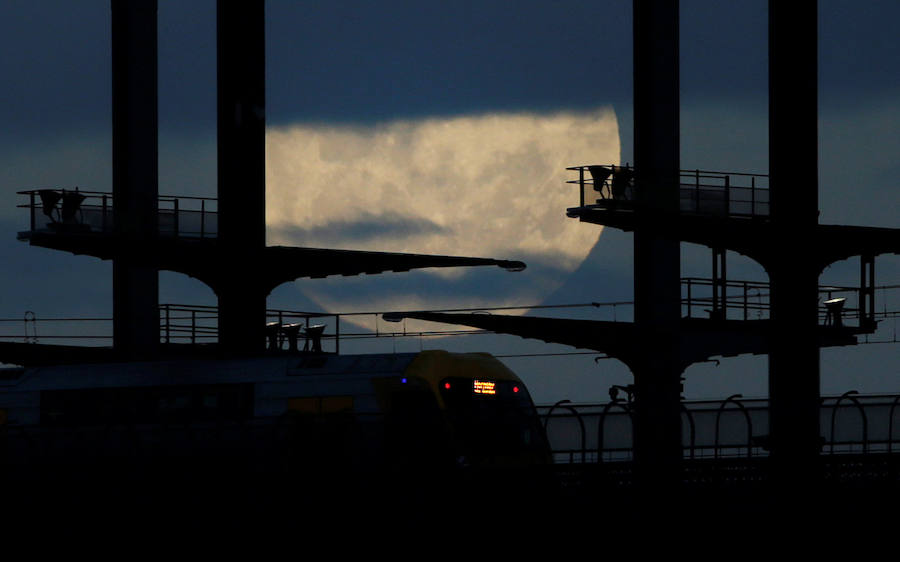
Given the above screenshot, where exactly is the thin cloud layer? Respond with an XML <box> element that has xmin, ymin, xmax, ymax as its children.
<box><xmin>265</xmin><ymin>109</ymin><xmax>618</xmax><ymax>316</ymax></box>
<box><xmin>266</xmin><ymin>109</ymin><xmax>618</xmax><ymax>280</ymax></box>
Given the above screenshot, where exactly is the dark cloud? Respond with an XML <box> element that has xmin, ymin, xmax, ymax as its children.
<box><xmin>0</xmin><ymin>1</ymin><xmax>110</xmax><ymax>141</ymax></box>
<box><xmin>3</xmin><ymin>1</ymin><xmax>899</xmax><ymax>143</ymax></box>
<box><xmin>680</xmin><ymin>1</ymin><xmax>900</xmax><ymax>105</ymax></box>
<box><xmin>0</xmin><ymin>219</ymin><xmax>112</xmax><ymax>319</ymax></box>
<box><xmin>269</xmin><ymin>211</ymin><xmax>451</xmax><ymax>246</ymax></box>
<box><xmin>266</xmin><ymin>0</ymin><xmax>632</xmax><ymax>125</ymax></box>
<box><xmin>679</xmin><ymin>0</ymin><xmax>768</xmax><ymax>103</ymax></box>
<box><xmin>819</xmin><ymin>0</ymin><xmax>900</xmax><ymax>105</ymax></box>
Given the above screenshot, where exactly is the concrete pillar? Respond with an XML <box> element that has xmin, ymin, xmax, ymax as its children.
<box><xmin>217</xmin><ymin>0</ymin><xmax>267</xmax><ymax>354</ymax></box>
<box><xmin>111</xmin><ymin>0</ymin><xmax>159</xmax><ymax>359</ymax></box>
<box><xmin>767</xmin><ymin>0</ymin><xmax>822</xmax><ymax>484</ymax></box>
<box><xmin>632</xmin><ymin>0</ymin><xmax>683</xmax><ymax>490</ymax></box>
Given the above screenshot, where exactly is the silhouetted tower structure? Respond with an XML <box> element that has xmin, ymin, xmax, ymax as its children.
<box><xmin>767</xmin><ymin>0</ymin><xmax>821</xmax><ymax>483</ymax></box>
<box><xmin>13</xmin><ymin>0</ymin><xmax>526</xmax><ymax>365</ymax></box>
<box><xmin>381</xmin><ymin>0</ymin><xmax>898</xmax><ymax>493</ymax></box>
<box><xmin>217</xmin><ymin>1</ymin><xmax>266</xmax><ymax>354</ymax></box>
<box><xmin>631</xmin><ymin>0</ymin><xmax>682</xmax><ymax>489</ymax></box>
<box><xmin>111</xmin><ymin>0</ymin><xmax>159</xmax><ymax>359</ymax></box>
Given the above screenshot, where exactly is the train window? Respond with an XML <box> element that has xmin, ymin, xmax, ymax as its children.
<box><xmin>0</xmin><ymin>368</ymin><xmax>23</xmax><ymax>381</ymax></box>
<box><xmin>287</xmin><ymin>396</ymin><xmax>354</xmax><ymax>415</ymax></box>
<box><xmin>322</xmin><ymin>396</ymin><xmax>353</xmax><ymax>413</ymax></box>
<box><xmin>40</xmin><ymin>384</ymin><xmax>254</xmax><ymax>426</ymax></box>
<box><xmin>287</xmin><ymin>397</ymin><xmax>319</xmax><ymax>414</ymax></box>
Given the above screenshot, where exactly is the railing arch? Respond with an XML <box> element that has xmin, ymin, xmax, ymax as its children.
<box><xmin>714</xmin><ymin>394</ymin><xmax>753</xmax><ymax>459</ymax></box>
<box><xmin>889</xmin><ymin>395</ymin><xmax>900</xmax><ymax>454</ymax></box>
<box><xmin>543</xmin><ymin>400</ymin><xmax>587</xmax><ymax>464</ymax></box>
<box><xmin>829</xmin><ymin>390</ymin><xmax>869</xmax><ymax>454</ymax></box>
<box><xmin>681</xmin><ymin>403</ymin><xmax>697</xmax><ymax>459</ymax></box>
<box><xmin>597</xmin><ymin>399</ymin><xmax>634</xmax><ymax>463</ymax></box>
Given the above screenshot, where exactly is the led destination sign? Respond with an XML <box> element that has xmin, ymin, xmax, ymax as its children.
<box><xmin>472</xmin><ymin>379</ymin><xmax>496</xmax><ymax>395</ymax></box>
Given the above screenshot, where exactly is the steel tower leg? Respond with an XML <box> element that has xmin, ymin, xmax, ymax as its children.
<box><xmin>217</xmin><ymin>0</ymin><xmax>267</xmax><ymax>354</ymax></box>
<box><xmin>632</xmin><ymin>0</ymin><xmax>683</xmax><ymax>494</ymax></box>
<box><xmin>111</xmin><ymin>0</ymin><xmax>159</xmax><ymax>359</ymax></box>
<box><xmin>767</xmin><ymin>0</ymin><xmax>822</xmax><ymax>487</ymax></box>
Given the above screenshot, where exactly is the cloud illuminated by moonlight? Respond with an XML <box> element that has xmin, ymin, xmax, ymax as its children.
<box><xmin>265</xmin><ymin>108</ymin><xmax>619</xmax><ymax>312</ymax></box>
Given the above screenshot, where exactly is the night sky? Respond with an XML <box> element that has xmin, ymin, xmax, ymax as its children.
<box><xmin>0</xmin><ymin>1</ymin><xmax>897</xmax><ymax>403</ymax></box>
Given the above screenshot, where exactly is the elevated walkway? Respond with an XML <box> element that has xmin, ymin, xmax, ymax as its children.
<box><xmin>382</xmin><ymin>310</ymin><xmax>863</xmax><ymax>371</ymax></box>
<box><xmin>16</xmin><ymin>188</ymin><xmax>526</xmax><ymax>294</ymax></box>
<box><xmin>568</xmin><ymin>165</ymin><xmax>770</xmax><ymax>219</ymax></box>
<box><xmin>19</xmin><ymin>188</ymin><xmax>217</xmax><ymax>239</ymax></box>
<box><xmin>0</xmin><ymin>304</ymin><xmax>342</xmax><ymax>366</ymax></box>
<box><xmin>383</xmin><ymin>278</ymin><xmax>895</xmax><ymax>371</ymax></box>
<box><xmin>565</xmin><ymin>165</ymin><xmax>900</xmax><ymax>270</ymax></box>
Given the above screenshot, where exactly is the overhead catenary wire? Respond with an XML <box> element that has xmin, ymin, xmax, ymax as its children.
<box><xmin>4</xmin><ymin>286</ymin><xmax>900</xmax><ymax>349</ymax></box>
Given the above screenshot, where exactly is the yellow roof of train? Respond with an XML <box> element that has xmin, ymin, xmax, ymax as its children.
<box><xmin>403</xmin><ymin>350</ymin><xmax>521</xmax><ymax>391</ymax></box>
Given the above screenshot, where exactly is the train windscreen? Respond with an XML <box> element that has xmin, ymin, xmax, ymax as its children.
<box><xmin>439</xmin><ymin>377</ymin><xmax>549</xmax><ymax>464</ymax></box>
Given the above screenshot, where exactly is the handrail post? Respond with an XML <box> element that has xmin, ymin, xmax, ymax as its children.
<box><xmin>29</xmin><ymin>191</ymin><xmax>36</xmax><ymax>231</ymax></box>
<box><xmin>102</xmin><ymin>194</ymin><xmax>108</xmax><ymax>232</ymax></box>
<box><xmin>751</xmin><ymin>175</ymin><xmax>756</xmax><ymax>217</ymax></box>
<box><xmin>579</xmin><ymin>167</ymin><xmax>585</xmax><ymax>207</ymax></box>
<box><xmin>686</xmin><ymin>278</ymin><xmax>692</xmax><ymax>318</ymax></box>
<box><xmin>191</xmin><ymin>309</ymin><xmax>196</xmax><ymax>344</ymax></box>
<box><xmin>335</xmin><ymin>315</ymin><xmax>340</xmax><ymax>355</ymax></box>
<box><xmin>164</xmin><ymin>304</ymin><xmax>170</xmax><ymax>344</ymax></box>
<box><xmin>201</xmin><ymin>199</ymin><xmax>206</xmax><ymax>238</ymax></box>
<box><xmin>743</xmin><ymin>281</ymin><xmax>749</xmax><ymax>321</ymax></box>
<box><xmin>173</xmin><ymin>198</ymin><xmax>180</xmax><ymax>238</ymax></box>
<box><xmin>694</xmin><ymin>169</ymin><xmax>700</xmax><ymax>212</ymax></box>
<box><xmin>888</xmin><ymin>396</ymin><xmax>900</xmax><ymax>454</ymax></box>
<box><xmin>724</xmin><ymin>174</ymin><xmax>731</xmax><ymax>216</ymax></box>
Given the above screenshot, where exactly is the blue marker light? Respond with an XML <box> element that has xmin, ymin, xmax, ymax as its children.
<box><xmin>401</xmin><ymin>378</ymin><xmax>408</xmax><ymax>384</ymax></box>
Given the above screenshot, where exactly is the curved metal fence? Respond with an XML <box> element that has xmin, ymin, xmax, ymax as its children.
<box><xmin>537</xmin><ymin>393</ymin><xmax>900</xmax><ymax>463</ymax></box>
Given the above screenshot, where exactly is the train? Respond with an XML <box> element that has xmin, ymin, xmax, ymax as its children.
<box><xmin>0</xmin><ymin>349</ymin><xmax>552</xmax><ymax>527</ymax></box>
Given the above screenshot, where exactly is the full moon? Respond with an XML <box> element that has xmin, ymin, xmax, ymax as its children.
<box><xmin>265</xmin><ymin>108</ymin><xmax>619</xmax><ymax>313</ymax></box>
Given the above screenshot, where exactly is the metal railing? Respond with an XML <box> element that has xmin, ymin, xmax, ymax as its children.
<box><xmin>158</xmin><ymin>304</ymin><xmax>343</xmax><ymax>354</ymax></box>
<box><xmin>538</xmin><ymin>392</ymin><xmax>900</xmax><ymax>464</ymax></box>
<box><xmin>0</xmin><ymin>304</ymin><xmax>340</xmax><ymax>354</ymax></box>
<box><xmin>18</xmin><ymin>188</ymin><xmax>218</xmax><ymax>239</ymax></box>
<box><xmin>678</xmin><ymin>169</ymin><xmax>769</xmax><ymax>218</ymax></box>
<box><xmin>680</xmin><ymin>277</ymin><xmax>893</xmax><ymax>327</ymax></box>
<box><xmin>5</xmin><ymin>285</ymin><xmax>897</xmax><ymax>349</ymax></box>
<box><xmin>682</xmin><ymin>277</ymin><xmax>771</xmax><ymax>321</ymax></box>
<box><xmin>567</xmin><ymin>165</ymin><xmax>770</xmax><ymax>219</ymax></box>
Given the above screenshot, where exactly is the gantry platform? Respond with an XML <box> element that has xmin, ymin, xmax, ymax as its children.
<box><xmin>565</xmin><ymin>165</ymin><xmax>900</xmax><ymax>271</ymax></box>
<box><xmin>16</xmin><ymin>188</ymin><xmax>525</xmax><ymax>294</ymax></box>
<box><xmin>383</xmin><ymin>275</ymin><xmax>893</xmax><ymax>371</ymax></box>
<box><xmin>378</xmin><ymin>165</ymin><xmax>897</xmax><ymax>373</ymax></box>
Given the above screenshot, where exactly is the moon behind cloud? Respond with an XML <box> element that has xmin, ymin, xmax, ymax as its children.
<box><xmin>266</xmin><ymin>108</ymin><xmax>619</xmax><ymax>313</ymax></box>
